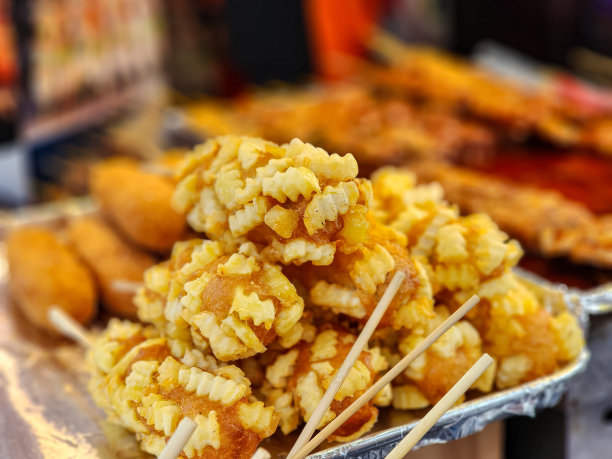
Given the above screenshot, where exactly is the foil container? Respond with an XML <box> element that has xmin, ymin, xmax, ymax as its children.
<box><xmin>0</xmin><ymin>199</ymin><xmax>592</xmax><ymax>458</ymax></box>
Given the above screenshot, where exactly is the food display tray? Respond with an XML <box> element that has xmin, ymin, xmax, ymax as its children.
<box><xmin>0</xmin><ymin>198</ymin><xmax>592</xmax><ymax>458</ymax></box>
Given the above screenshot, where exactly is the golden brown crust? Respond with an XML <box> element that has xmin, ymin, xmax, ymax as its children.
<box><xmin>287</xmin><ymin>220</ymin><xmax>433</xmax><ymax>330</ymax></box>
<box><xmin>68</xmin><ymin>216</ymin><xmax>155</xmax><ymax>318</ymax></box>
<box><xmin>370</xmin><ymin>167</ymin><xmax>584</xmax><ymax>390</ymax></box>
<box><xmin>88</xmin><ymin>320</ymin><xmax>278</xmax><ymax>459</ymax></box>
<box><xmin>90</xmin><ymin>159</ymin><xmax>187</xmax><ymax>253</ymax></box>
<box><xmin>172</xmin><ymin>136</ymin><xmax>372</xmax><ymax>267</ymax></box>
<box><xmin>135</xmin><ymin>240</ymin><xmax>305</xmax><ymax>361</ymax></box>
<box><xmin>6</xmin><ymin>227</ymin><xmax>97</xmax><ymax>332</ymax></box>
<box><xmin>263</xmin><ymin>326</ymin><xmax>387</xmax><ymax>442</ymax></box>
<box><xmin>412</xmin><ymin>162</ymin><xmax>612</xmax><ymax>268</ymax></box>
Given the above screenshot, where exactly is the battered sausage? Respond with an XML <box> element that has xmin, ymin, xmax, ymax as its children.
<box><xmin>68</xmin><ymin>217</ymin><xmax>155</xmax><ymax>318</ymax></box>
<box><xmin>6</xmin><ymin>227</ymin><xmax>97</xmax><ymax>332</ymax></box>
<box><xmin>90</xmin><ymin>159</ymin><xmax>186</xmax><ymax>253</ymax></box>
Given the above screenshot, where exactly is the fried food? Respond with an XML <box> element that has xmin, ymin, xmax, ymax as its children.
<box><xmin>68</xmin><ymin>217</ymin><xmax>156</xmax><ymax>318</ymax></box>
<box><xmin>287</xmin><ymin>220</ymin><xmax>435</xmax><ymax>331</ymax></box>
<box><xmin>262</xmin><ymin>326</ymin><xmax>390</xmax><ymax>442</ymax></box>
<box><xmin>371</xmin><ymin>168</ymin><xmax>522</xmax><ymax>294</ymax></box>
<box><xmin>185</xmin><ymin>86</ymin><xmax>495</xmax><ymax>171</ymax></box>
<box><xmin>135</xmin><ymin>239</ymin><xmax>305</xmax><ymax>361</ymax></box>
<box><xmin>412</xmin><ymin>162</ymin><xmax>612</xmax><ymax>268</ymax></box>
<box><xmin>395</xmin><ymin>309</ymin><xmax>490</xmax><ymax>405</ymax></box>
<box><xmin>90</xmin><ymin>159</ymin><xmax>186</xmax><ymax>253</ymax></box>
<box><xmin>172</xmin><ymin>135</ymin><xmax>372</xmax><ymax>266</ymax></box>
<box><xmin>370</xmin><ymin>166</ymin><xmax>584</xmax><ymax>388</ymax></box>
<box><xmin>6</xmin><ymin>227</ymin><xmax>97</xmax><ymax>332</ymax></box>
<box><xmin>80</xmin><ymin>135</ymin><xmax>585</xmax><ymax>454</ymax></box>
<box><xmin>88</xmin><ymin>319</ymin><xmax>278</xmax><ymax>459</ymax></box>
<box><xmin>465</xmin><ymin>273</ymin><xmax>584</xmax><ymax>388</ymax></box>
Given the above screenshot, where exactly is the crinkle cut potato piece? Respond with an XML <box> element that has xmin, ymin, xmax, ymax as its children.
<box><xmin>460</xmin><ymin>273</ymin><xmax>585</xmax><ymax>389</ymax></box>
<box><xmin>88</xmin><ymin>319</ymin><xmax>278</xmax><ymax>459</ymax></box>
<box><xmin>6</xmin><ymin>227</ymin><xmax>97</xmax><ymax>333</ymax></box>
<box><xmin>172</xmin><ymin>136</ymin><xmax>373</xmax><ymax>266</ymax></box>
<box><xmin>393</xmin><ymin>308</ymin><xmax>490</xmax><ymax>406</ymax></box>
<box><xmin>287</xmin><ymin>220</ymin><xmax>436</xmax><ymax>331</ymax></box>
<box><xmin>135</xmin><ymin>239</ymin><xmax>305</xmax><ymax>361</ymax></box>
<box><xmin>370</xmin><ymin>166</ymin><xmax>585</xmax><ymax>389</ymax></box>
<box><xmin>90</xmin><ymin>159</ymin><xmax>187</xmax><ymax>253</ymax></box>
<box><xmin>262</xmin><ymin>326</ymin><xmax>391</xmax><ymax>442</ymax></box>
<box><xmin>371</xmin><ymin>167</ymin><xmax>522</xmax><ymax>296</ymax></box>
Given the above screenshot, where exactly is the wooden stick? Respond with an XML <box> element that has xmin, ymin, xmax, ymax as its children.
<box><xmin>286</xmin><ymin>271</ymin><xmax>406</xmax><ymax>459</ymax></box>
<box><xmin>48</xmin><ymin>306</ymin><xmax>94</xmax><ymax>348</ymax></box>
<box><xmin>111</xmin><ymin>279</ymin><xmax>143</xmax><ymax>294</ymax></box>
<box><xmin>385</xmin><ymin>353</ymin><xmax>495</xmax><ymax>459</ymax></box>
<box><xmin>251</xmin><ymin>447</ymin><xmax>271</xmax><ymax>459</ymax></box>
<box><xmin>158</xmin><ymin>417</ymin><xmax>197</xmax><ymax>459</ymax></box>
<box><xmin>48</xmin><ymin>307</ymin><xmax>198</xmax><ymax>459</ymax></box>
<box><xmin>290</xmin><ymin>295</ymin><xmax>480</xmax><ymax>459</ymax></box>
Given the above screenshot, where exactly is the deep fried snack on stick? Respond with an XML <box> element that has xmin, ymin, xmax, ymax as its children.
<box><xmin>135</xmin><ymin>239</ymin><xmax>305</xmax><ymax>361</ymax></box>
<box><xmin>172</xmin><ymin>136</ymin><xmax>372</xmax><ymax>266</ymax></box>
<box><xmin>90</xmin><ymin>159</ymin><xmax>186</xmax><ymax>253</ymax></box>
<box><xmin>288</xmin><ymin>221</ymin><xmax>434</xmax><ymax>331</ymax></box>
<box><xmin>394</xmin><ymin>308</ymin><xmax>490</xmax><ymax>405</ymax></box>
<box><xmin>263</xmin><ymin>326</ymin><xmax>390</xmax><ymax>443</ymax></box>
<box><xmin>412</xmin><ymin>162</ymin><xmax>612</xmax><ymax>268</ymax></box>
<box><xmin>463</xmin><ymin>273</ymin><xmax>584</xmax><ymax>389</ymax></box>
<box><xmin>6</xmin><ymin>227</ymin><xmax>97</xmax><ymax>332</ymax></box>
<box><xmin>370</xmin><ymin>167</ymin><xmax>585</xmax><ymax>388</ymax></box>
<box><xmin>385</xmin><ymin>354</ymin><xmax>494</xmax><ymax>459</ymax></box>
<box><xmin>371</xmin><ymin>168</ymin><xmax>522</xmax><ymax>295</ymax></box>
<box><xmin>88</xmin><ymin>320</ymin><xmax>278</xmax><ymax>459</ymax></box>
<box><xmin>68</xmin><ymin>217</ymin><xmax>155</xmax><ymax>318</ymax></box>
<box><xmin>290</xmin><ymin>295</ymin><xmax>480</xmax><ymax>459</ymax></box>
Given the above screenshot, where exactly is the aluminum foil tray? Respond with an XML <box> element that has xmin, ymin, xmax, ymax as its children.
<box><xmin>0</xmin><ymin>199</ymin><xmax>592</xmax><ymax>458</ymax></box>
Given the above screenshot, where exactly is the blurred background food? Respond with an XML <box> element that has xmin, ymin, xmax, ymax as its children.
<box><xmin>0</xmin><ymin>1</ymin><xmax>611</xmax><ymax>458</ymax></box>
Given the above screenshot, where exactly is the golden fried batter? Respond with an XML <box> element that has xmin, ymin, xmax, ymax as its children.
<box><xmin>68</xmin><ymin>217</ymin><xmax>155</xmax><ymax>318</ymax></box>
<box><xmin>263</xmin><ymin>326</ymin><xmax>389</xmax><ymax>442</ymax></box>
<box><xmin>90</xmin><ymin>159</ymin><xmax>186</xmax><ymax>253</ymax></box>
<box><xmin>6</xmin><ymin>227</ymin><xmax>97</xmax><ymax>332</ymax></box>
<box><xmin>135</xmin><ymin>239</ymin><xmax>305</xmax><ymax>361</ymax></box>
<box><xmin>370</xmin><ymin>167</ymin><xmax>584</xmax><ymax>388</ymax></box>
<box><xmin>288</xmin><ymin>220</ymin><xmax>434</xmax><ymax>331</ymax></box>
<box><xmin>172</xmin><ymin>136</ymin><xmax>372</xmax><ymax>266</ymax></box>
<box><xmin>88</xmin><ymin>320</ymin><xmax>278</xmax><ymax>459</ymax></box>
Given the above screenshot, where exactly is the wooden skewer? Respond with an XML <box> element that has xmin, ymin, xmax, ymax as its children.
<box><xmin>287</xmin><ymin>271</ymin><xmax>406</xmax><ymax>459</ymax></box>
<box><xmin>111</xmin><ymin>279</ymin><xmax>144</xmax><ymax>294</ymax></box>
<box><xmin>48</xmin><ymin>306</ymin><xmax>94</xmax><ymax>348</ymax></box>
<box><xmin>47</xmin><ymin>307</ymin><xmax>197</xmax><ymax>459</ymax></box>
<box><xmin>290</xmin><ymin>295</ymin><xmax>480</xmax><ymax>459</ymax></box>
<box><xmin>158</xmin><ymin>417</ymin><xmax>198</xmax><ymax>459</ymax></box>
<box><xmin>385</xmin><ymin>353</ymin><xmax>495</xmax><ymax>459</ymax></box>
<box><xmin>251</xmin><ymin>447</ymin><xmax>272</xmax><ymax>459</ymax></box>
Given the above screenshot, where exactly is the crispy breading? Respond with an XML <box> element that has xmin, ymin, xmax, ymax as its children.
<box><xmin>262</xmin><ymin>326</ymin><xmax>388</xmax><ymax>442</ymax></box>
<box><xmin>135</xmin><ymin>240</ymin><xmax>305</xmax><ymax>361</ymax></box>
<box><xmin>90</xmin><ymin>159</ymin><xmax>186</xmax><ymax>253</ymax></box>
<box><xmin>68</xmin><ymin>216</ymin><xmax>155</xmax><ymax>318</ymax></box>
<box><xmin>6</xmin><ymin>227</ymin><xmax>97</xmax><ymax>332</ymax></box>
<box><xmin>172</xmin><ymin>136</ymin><xmax>372</xmax><ymax>266</ymax></box>
<box><xmin>88</xmin><ymin>320</ymin><xmax>278</xmax><ymax>459</ymax></box>
<box><xmin>288</xmin><ymin>220</ymin><xmax>435</xmax><ymax>331</ymax></box>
